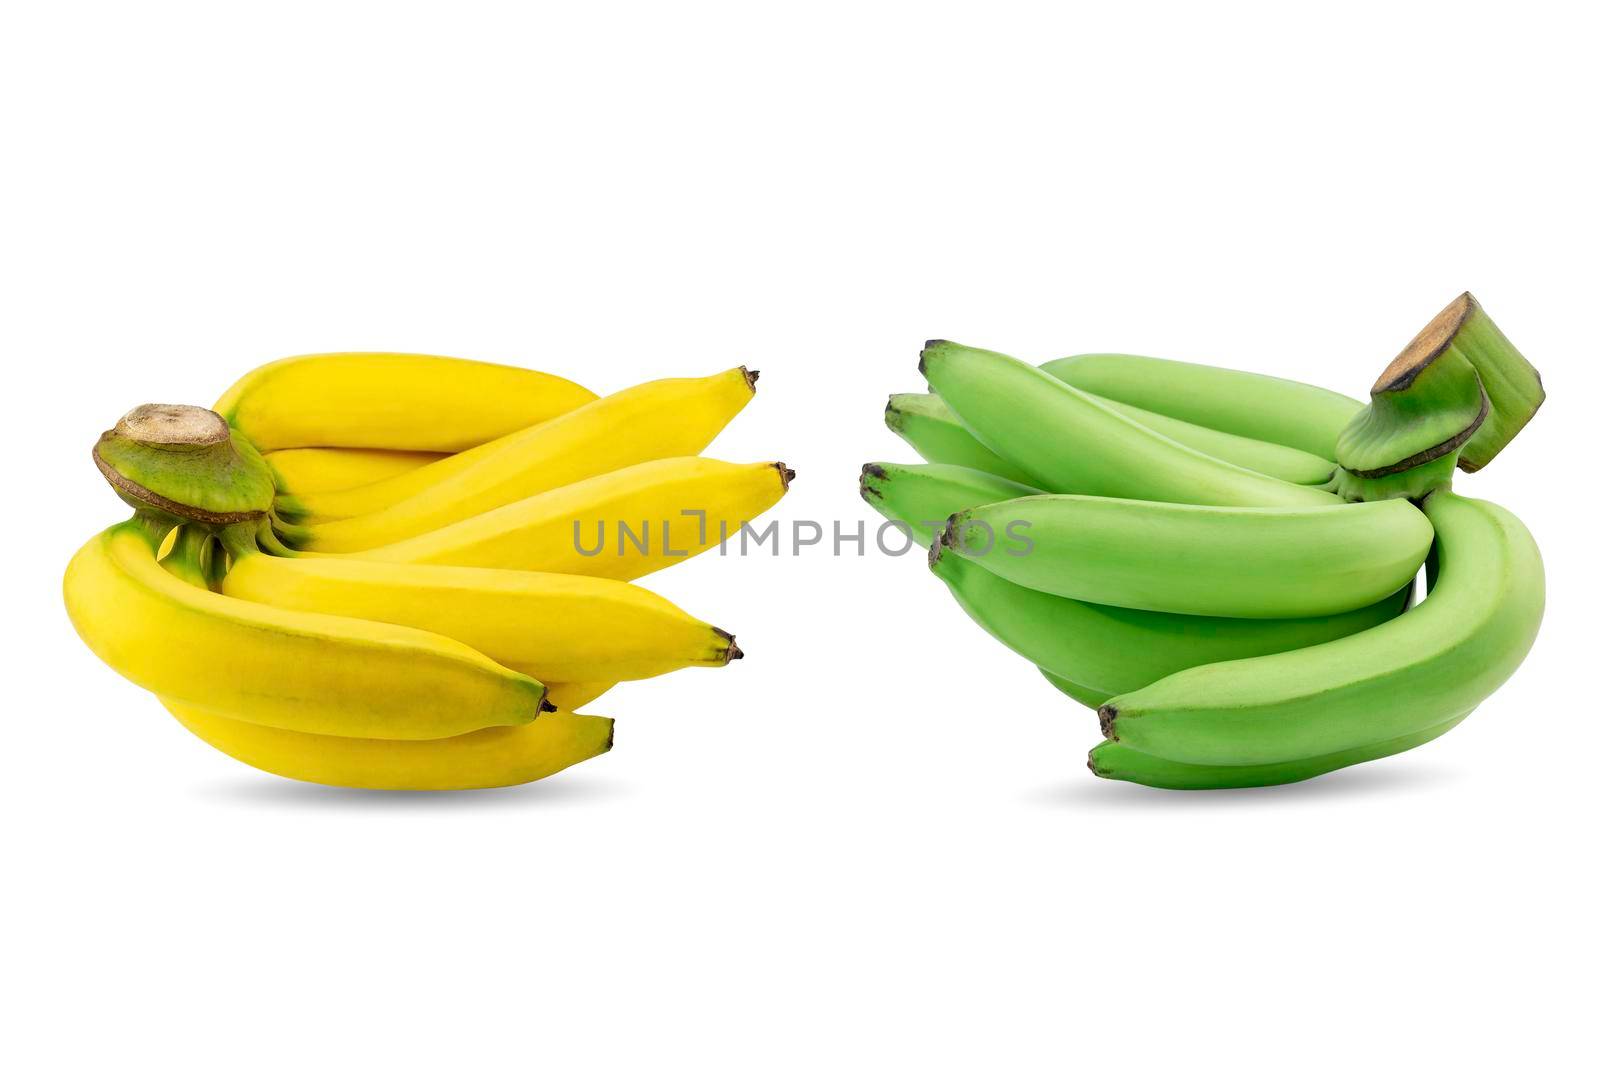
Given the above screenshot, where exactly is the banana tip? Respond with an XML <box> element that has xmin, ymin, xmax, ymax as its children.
<box><xmin>714</xmin><ymin>627</ymin><xmax>743</xmax><ymax>663</ymax></box>
<box><xmin>741</xmin><ymin>366</ymin><xmax>760</xmax><ymax>391</ymax></box>
<box><xmin>1097</xmin><ymin>705</ymin><xmax>1118</xmax><ymax>739</ymax></box>
<box><xmin>775</xmin><ymin>462</ymin><xmax>796</xmax><ymax>487</ymax></box>
<box><xmin>539</xmin><ymin>696</ymin><xmax>557</xmax><ymax>714</ymax></box>
<box><xmin>859</xmin><ymin>463</ymin><xmax>886</xmax><ymax>499</ymax></box>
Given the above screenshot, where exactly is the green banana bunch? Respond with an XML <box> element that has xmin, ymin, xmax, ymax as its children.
<box><xmin>870</xmin><ymin>310</ymin><xmax>1546</xmax><ymax>790</ymax></box>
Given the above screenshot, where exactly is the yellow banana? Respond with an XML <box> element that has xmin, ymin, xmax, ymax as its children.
<box><xmin>284</xmin><ymin>434</ymin><xmax>524</xmax><ymax>522</ymax></box>
<box><xmin>353</xmin><ymin>457</ymin><xmax>793</xmax><ymax>579</ymax></box>
<box><xmin>220</xmin><ymin>551</ymin><xmax>741</xmax><ymax>682</ymax></box>
<box><xmin>163</xmin><ymin>682</ymin><xmax>614</xmax><ymax>790</ymax></box>
<box><xmin>215</xmin><ymin>352</ymin><xmax>597</xmax><ymax>452</ymax></box>
<box><xmin>64</xmin><ymin>519</ymin><xmax>550</xmax><ymax>739</ymax></box>
<box><xmin>278</xmin><ymin>367</ymin><xmax>759</xmax><ymax>550</ymax></box>
<box><xmin>264</xmin><ymin>447</ymin><xmax>448</xmax><ymax>494</ymax></box>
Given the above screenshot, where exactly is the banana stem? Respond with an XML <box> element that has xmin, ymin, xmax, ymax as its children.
<box><xmin>94</xmin><ymin>404</ymin><xmax>277</xmax><ymax>524</ymax></box>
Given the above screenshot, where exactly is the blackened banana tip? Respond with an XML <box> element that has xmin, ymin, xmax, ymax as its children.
<box><xmin>740</xmin><ymin>366</ymin><xmax>760</xmax><ymax>391</ymax></box>
<box><xmin>775</xmin><ymin>462</ymin><xmax>796</xmax><ymax>486</ymax></box>
<box><xmin>713</xmin><ymin>627</ymin><xmax>743</xmax><ymax>662</ymax></box>
<box><xmin>1097</xmin><ymin>705</ymin><xmax>1118</xmax><ymax>739</ymax></box>
<box><xmin>859</xmin><ymin>463</ymin><xmax>886</xmax><ymax>500</ymax></box>
<box><xmin>539</xmin><ymin>696</ymin><xmax>557</xmax><ymax>714</ymax></box>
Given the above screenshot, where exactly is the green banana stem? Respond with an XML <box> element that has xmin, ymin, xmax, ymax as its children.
<box><xmin>93</xmin><ymin>404</ymin><xmax>276</xmax><ymax>523</ymax></box>
<box><xmin>253</xmin><ymin>519</ymin><xmax>304</xmax><ymax>558</ymax></box>
<box><xmin>1424</xmin><ymin>293</ymin><xmax>1544</xmax><ymax>471</ymax></box>
<box><xmin>1336</xmin><ymin>340</ymin><xmax>1487</xmax><ymax>479</ymax></box>
<box><xmin>161</xmin><ymin>524</ymin><xmax>226</xmax><ymax>590</ymax></box>
<box><xmin>1326</xmin><ymin>451</ymin><xmax>1459</xmax><ymax>504</ymax></box>
<box><xmin>125</xmin><ymin>509</ymin><xmax>182</xmax><ymax>553</ymax></box>
<box><xmin>1330</xmin><ymin>293</ymin><xmax>1545</xmax><ymax>500</ymax></box>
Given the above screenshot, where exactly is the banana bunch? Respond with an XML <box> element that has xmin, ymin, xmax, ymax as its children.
<box><xmin>863</xmin><ymin>293</ymin><xmax>1547</xmax><ymax>789</ymax></box>
<box><xmin>65</xmin><ymin>353</ymin><xmax>792</xmax><ymax>790</ymax></box>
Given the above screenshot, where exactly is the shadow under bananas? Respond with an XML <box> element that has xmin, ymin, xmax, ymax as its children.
<box><xmin>1023</xmin><ymin>758</ymin><xmax>1467</xmax><ymax>810</ymax></box>
<box><xmin>190</xmin><ymin>771</ymin><xmax>633</xmax><ymax>810</ymax></box>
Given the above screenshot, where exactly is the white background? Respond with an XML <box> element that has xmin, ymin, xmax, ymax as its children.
<box><xmin>5</xmin><ymin>2</ymin><xmax>1595</xmax><ymax>1063</ymax></box>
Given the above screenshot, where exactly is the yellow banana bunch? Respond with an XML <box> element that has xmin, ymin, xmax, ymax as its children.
<box><xmin>65</xmin><ymin>352</ymin><xmax>789</xmax><ymax>790</ymax></box>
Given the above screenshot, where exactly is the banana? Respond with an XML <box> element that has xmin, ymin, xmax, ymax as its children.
<box><xmin>265</xmin><ymin>447</ymin><xmax>448</xmax><ymax>495</ymax></box>
<box><xmin>278</xmin><ymin>368</ymin><xmax>758</xmax><ymax>550</ymax></box>
<box><xmin>884</xmin><ymin>393</ymin><xmax>1036</xmax><ymax>483</ymax></box>
<box><xmin>220</xmin><ymin>550</ymin><xmax>741</xmax><ymax>683</ymax></box>
<box><xmin>891</xmin><ymin>391</ymin><xmax>1333</xmax><ymax>486</ymax></box>
<box><xmin>945</xmin><ymin>495</ymin><xmax>1431</xmax><ymax>618</ymax></box>
<box><xmin>164</xmin><ymin>688</ymin><xmax>615</xmax><ymax>791</ymax></box>
<box><xmin>64</xmin><ymin>518</ymin><xmax>551</xmax><ymax>739</ymax></box>
<box><xmin>215</xmin><ymin>352</ymin><xmax>598</xmax><ymax>452</ymax></box>
<box><xmin>283</xmin><ymin>434</ymin><xmax>524</xmax><ymax>522</ymax></box>
<box><xmin>346</xmin><ymin>457</ymin><xmax>793</xmax><ymax>580</ymax></box>
<box><xmin>1040</xmin><ymin>353</ymin><xmax>1364</xmax><ymax>461</ymax></box>
<box><xmin>1039</xmin><ymin>669</ymin><xmax>1111</xmax><ymax>710</ymax></box>
<box><xmin>1087</xmin><ymin>710</ymin><xmax>1473</xmax><ymax>790</ymax></box>
<box><xmin>859</xmin><ymin>461</ymin><xmax>1039</xmax><ymax>548</ymax></box>
<box><xmin>926</xmin><ymin>542</ymin><xmax>1411</xmax><ymax>698</ymax></box>
<box><xmin>920</xmin><ymin>341</ymin><xmax>1336</xmax><ymax>507</ymax></box>
<box><xmin>1100</xmin><ymin>490</ymin><xmax>1543</xmax><ymax>766</ymax></box>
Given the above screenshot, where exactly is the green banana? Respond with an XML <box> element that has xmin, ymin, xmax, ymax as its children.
<box><xmin>945</xmin><ymin>495</ymin><xmax>1431</xmax><ymax>618</ymax></box>
<box><xmin>859</xmin><ymin>461</ymin><xmax>1038</xmax><ymax>548</ymax></box>
<box><xmin>1039</xmin><ymin>669</ymin><xmax>1111</xmax><ymax>710</ymax></box>
<box><xmin>926</xmin><ymin>543</ymin><xmax>1411</xmax><ymax>697</ymax></box>
<box><xmin>892</xmin><ymin>391</ymin><xmax>1333</xmax><ymax>486</ymax></box>
<box><xmin>1040</xmin><ymin>353</ymin><xmax>1364</xmax><ymax>460</ymax></box>
<box><xmin>1087</xmin><ymin>710</ymin><xmax>1473</xmax><ymax>790</ymax></box>
<box><xmin>884</xmin><ymin>393</ymin><xmax>1035</xmax><ymax>483</ymax></box>
<box><xmin>920</xmin><ymin>341</ymin><xmax>1335</xmax><ymax>507</ymax></box>
<box><xmin>1100</xmin><ymin>490</ymin><xmax>1543</xmax><ymax>766</ymax></box>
